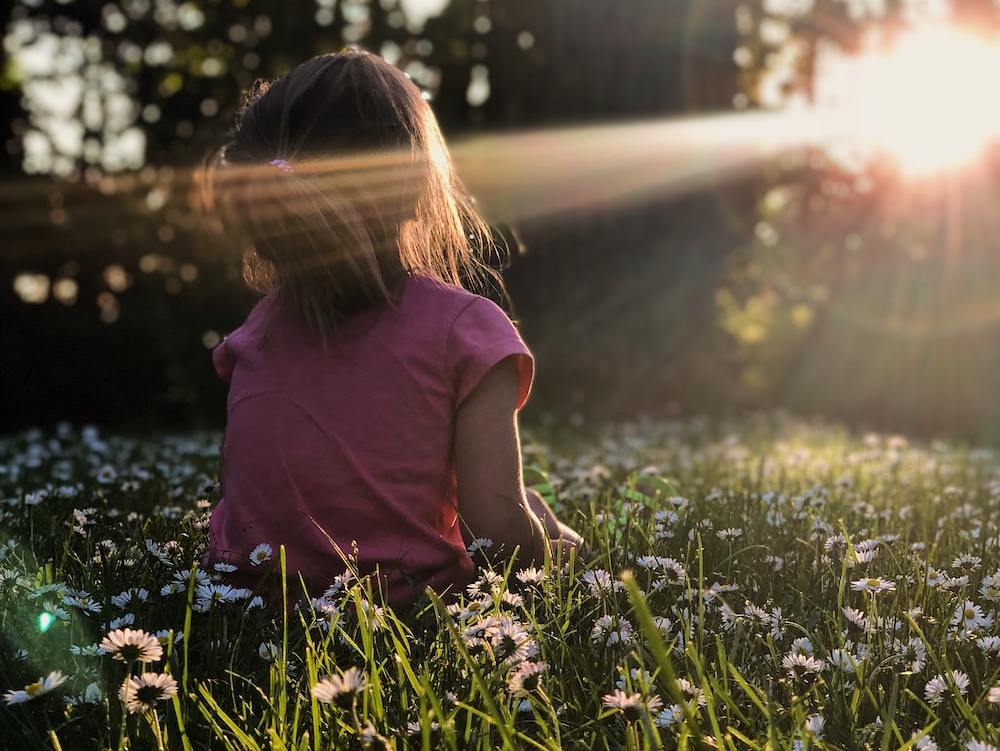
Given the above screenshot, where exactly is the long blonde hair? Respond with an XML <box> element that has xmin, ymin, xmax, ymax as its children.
<box><xmin>207</xmin><ymin>49</ymin><xmax>499</xmax><ymax>337</ymax></box>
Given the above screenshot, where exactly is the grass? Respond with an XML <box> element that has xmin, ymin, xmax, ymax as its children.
<box><xmin>2</xmin><ymin>413</ymin><xmax>1000</xmax><ymax>750</ymax></box>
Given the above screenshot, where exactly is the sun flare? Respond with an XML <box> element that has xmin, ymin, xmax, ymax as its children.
<box><xmin>816</xmin><ymin>25</ymin><xmax>1000</xmax><ymax>175</ymax></box>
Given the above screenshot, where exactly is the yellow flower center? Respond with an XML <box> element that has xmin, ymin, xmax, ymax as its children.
<box><xmin>965</xmin><ymin>608</ymin><xmax>976</xmax><ymax>620</ymax></box>
<box><xmin>25</xmin><ymin>681</ymin><xmax>44</xmax><ymax>697</ymax></box>
<box><xmin>867</xmin><ymin>578</ymin><xmax>880</xmax><ymax>588</ymax></box>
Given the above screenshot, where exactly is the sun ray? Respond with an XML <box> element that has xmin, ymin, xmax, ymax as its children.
<box><xmin>0</xmin><ymin>110</ymin><xmax>827</xmax><ymax>234</ymax></box>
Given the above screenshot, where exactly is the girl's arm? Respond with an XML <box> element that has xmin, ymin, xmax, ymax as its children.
<box><xmin>525</xmin><ymin>488</ymin><xmax>583</xmax><ymax>548</ymax></box>
<box><xmin>454</xmin><ymin>357</ymin><xmax>581</xmax><ymax>568</ymax></box>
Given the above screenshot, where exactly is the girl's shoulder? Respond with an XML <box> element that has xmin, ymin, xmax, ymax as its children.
<box><xmin>406</xmin><ymin>273</ymin><xmax>477</xmax><ymax>303</ymax></box>
<box><xmin>405</xmin><ymin>274</ymin><xmax>507</xmax><ymax>323</ymax></box>
<box><xmin>211</xmin><ymin>292</ymin><xmax>278</xmax><ymax>382</ymax></box>
<box><xmin>406</xmin><ymin>274</ymin><xmax>533</xmax><ymax>410</ymax></box>
<box><xmin>222</xmin><ymin>291</ymin><xmax>279</xmax><ymax>341</ymax></box>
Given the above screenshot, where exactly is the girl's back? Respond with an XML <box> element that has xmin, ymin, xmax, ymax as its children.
<box><xmin>206</xmin><ymin>48</ymin><xmax>580</xmax><ymax>608</ymax></box>
<box><xmin>209</xmin><ymin>275</ymin><xmax>532</xmax><ymax>605</ymax></box>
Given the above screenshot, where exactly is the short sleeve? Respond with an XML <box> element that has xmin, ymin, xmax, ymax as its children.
<box><xmin>212</xmin><ymin>337</ymin><xmax>235</xmax><ymax>383</ymax></box>
<box><xmin>448</xmin><ymin>297</ymin><xmax>534</xmax><ymax>411</ymax></box>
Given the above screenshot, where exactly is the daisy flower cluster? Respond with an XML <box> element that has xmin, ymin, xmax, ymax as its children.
<box><xmin>3</xmin><ymin>416</ymin><xmax>1000</xmax><ymax>749</ymax></box>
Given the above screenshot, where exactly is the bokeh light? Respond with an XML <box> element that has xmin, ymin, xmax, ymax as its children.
<box><xmin>37</xmin><ymin>611</ymin><xmax>55</xmax><ymax>633</ymax></box>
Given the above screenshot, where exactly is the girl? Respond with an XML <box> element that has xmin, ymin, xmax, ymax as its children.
<box><xmin>206</xmin><ymin>49</ymin><xmax>581</xmax><ymax>608</ymax></box>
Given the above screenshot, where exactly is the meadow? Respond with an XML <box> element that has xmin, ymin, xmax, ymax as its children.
<box><xmin>2</xmin><ymin>413</ymin><xmax>1000</xmax><ymax>750</ymax></box>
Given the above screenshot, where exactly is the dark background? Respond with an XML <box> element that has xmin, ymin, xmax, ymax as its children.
<box><xmin>4</xmin><ymin>0</ymin><xmax>1000</xmax><ymax>440</ymax></box>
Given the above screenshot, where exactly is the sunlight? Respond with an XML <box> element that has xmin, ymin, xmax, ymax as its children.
<box><xmin>817</xmin><ymin>25</ymin><xmax>1000</xmax><ymax>175</ymax></box>
<box><xmin>2</xmin><ymin>111</ymin><xmax>824</xmax><ymax>233</ymax></box>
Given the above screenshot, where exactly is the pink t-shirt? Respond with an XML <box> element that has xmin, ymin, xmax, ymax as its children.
<box><xmin>207</xmin><ymin>274</ymin><xmax>533</xmax><ymax>607</ymax></box>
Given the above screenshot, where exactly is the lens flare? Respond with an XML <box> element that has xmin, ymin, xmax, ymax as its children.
<box><xmin>37</xmin><ymin>611</ymin><xmax>55</xmax><ymax>633</ymax></box>
<box><xmin>815</xmin><ymin>25</ymin><xmax>1000</xmax><ymax>176</ymax></box>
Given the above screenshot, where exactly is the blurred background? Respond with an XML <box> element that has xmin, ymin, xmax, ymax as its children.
<box><xmin>3</xmin><ymin>0</ymin><xmax>1000</xmax><ymax>439</ymax></box>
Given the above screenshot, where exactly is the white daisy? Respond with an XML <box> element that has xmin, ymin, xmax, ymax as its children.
<box><xmin>515</xmin><ymin>567</ymin><xmax>545</xmax><ymax>585</ymax></box>
<box><xmin>488</xmin><ymin>618</ymin><xmax>537</xmax><ymax>665</ymax></box>
<box><xmin>843</xmin><ymin>606</ymin><xmax>869</xmax><ymax>631</ymax></box>
<box><xmin>925</xmin><ymin>568</ymin><xmax>947</xmax><ymax>587</ymax></box>
<box><xmin>4</xmin><ymin>671</ymin><xmax>66</xmax><ymax>705</ymax></box>
<box><xmin>781</xmin><ymin>653</ymin><xmax>826</xmax><ymax>677</ymax></box>
<box><xmin>119</xmin><ymin>672</ymin><xmax>178</xmax><ymax>714</ymax></box>
<box><xmin>111</xmin><ymin>588</ymin><xmax>149</xmax><ymax>609</ymax></box>
<box><xmin>508</xmin><ymin>661</ymin><xmax>548</xmax><ymax>694</ymax></box>
<box><xmin>194</xmin><ymin>582</ymin><xmax>240</xmax><ymax>611</ymax></box>
<box><xmin>952</xmin><ymin>601</ymin><xmax>990</xmax><ymax>632</ymax></box>
<box><xmin>312</xmin><ymin>667</ymin><xmax>367</xmax><ymax>708</ymax></box>
<box><xmin>977</xmin><ymin>636</ymin><xmax>1000</xmax><ymax>654</ymax></box>
<box><xmin>467</xmin><ymin>570</ymin><xmax>504</xmax><ymax>598</ymax></box>
<box><xmin>461</xmin><ymin>620</ymin><xmax>491</xmax><ymax>652</ymax></box>
<box><xmin>248</xmin><ymin>543</ymin><xmax>273</xmax><ymax>566</ymax></box>
<box><xmin>144</xmin><ymin>539</ymin><xmax>173</xmax><ymax>565</ymax></box>
<box><xmin>981</xmin><ymin>573</ymin><xmax>1000</xmax><ymax>601</ymax></box>
<box><xmin>591</xmin><ymin>615</ymin><xmax>634</xmax><ymax>646</ymax></box>
<box><xmin>744</xmin><ymin>602</ymin><xmax>771</xmax><ymax>628</ymax></box>
<box><xmin>501</xmin><ymin>591</ymin><xmax>524</xmax><ymax>608</ymax></box>
<box><xmin>953</xmin><ymin>554</ymin><xmax>982</xmax><ymax>570</ymax></box>
<box><xmin>654</xmin><ymin>703</ymin><xmax>685</xmax><ymax>727</ymax></box>
<box><xmin>615</xmin><ymin>667</ymin><xmax>654</xmax><ymax>692</ymax></box>
<box><xmin>99</xmin><ymin>628</ymin><xmax>163</xmax><ymax>663</ymax></box>
<box><xmin>790</xmin><ymin>637</ymin><xmax>814</xmax><ymax>656</ymax></box>
<box><xmin>64</xmin><ymin>682</ymin><xmax>103</xmax><ymax>705</ymax></box>
<box><xmin>160</xmin><ymin>567</ymin><xmax>210</xmax><ymax>597</ymax></box>
<box><xmin>675</xmin><ymin>677</ymin><xmax>707</xmax><ymax>705</ymax></box>
<box><xmin>581</xmin><ymin>569</ymin><xmax>624</xmax><ymax>595</ymax></box>
<box><xmin>108</xmin><ymin>613</ymin><xmax>136</xmax><ymax>629</ymax></box>
<box><xmin>924</xmin><ymin>670</ymin><xmax>970</xmax><ymax>706</ymax></box>
<box><xmin>829</xmin><ymin>648</ymin><xmax>860</xmax><ymax>673</ymax></box>
<box><xmin>851</xmin><ymin>577</ymin><xmax>896</xmax><ymax>594</ymax></box>
<box><xmin>896</xmin><ymin>637</ymin><xmax>926</xmax><ymax>673</ymax></box>
<box><xmin>601</xmin><ymin>689</ymin><xmax>662</xmax><ymax>722</ymax></box>
<box><xmin>467</xmin><ymin>537</ymin><xmax>493</xmax><ymax>554</ymax></box>
<box><xmin>803</xmin><ymin>714</ymin><xmax>824</xmax><ymax>737</ymax></box>
<box><xmin>63</xmin><ymin>591</ymin><xmax>102</xmax><ymax>614</ymax></box>
<box><xmin>851</xmin><ymin>547</ymin><xmax>879</xmax><ymax>565</ymax></box>
<box><xmin>637</xmin><ymin>556</ymin><xmax>688</xmax><ymax>589</ymax></box>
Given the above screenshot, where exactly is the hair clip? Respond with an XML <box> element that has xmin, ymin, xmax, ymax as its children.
<box><xmin>269</xmin><ymin>159</ymin><xmax>294</xmax><ymax>174</ymax></box>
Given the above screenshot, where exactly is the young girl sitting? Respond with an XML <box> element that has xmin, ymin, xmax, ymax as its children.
<box><xmin>206</xmin><ymin>49</ymin><xmax>582</xmax><ymax>608</ymax></box>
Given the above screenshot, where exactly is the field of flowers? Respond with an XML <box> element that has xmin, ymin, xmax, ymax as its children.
<box><xmin>3</xmin><ymin>414</ymin><xmax>1000</xmax><ymax>750</ymax></box>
